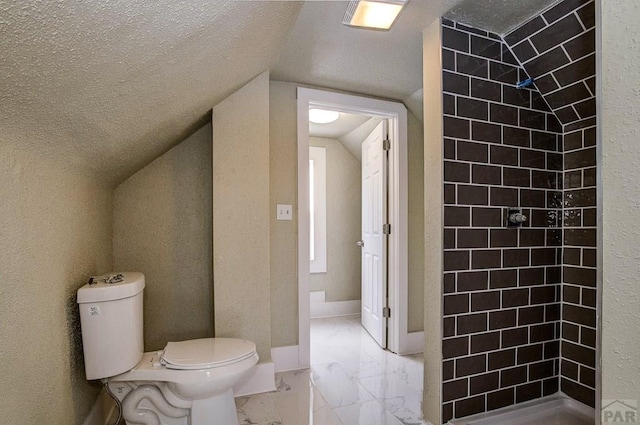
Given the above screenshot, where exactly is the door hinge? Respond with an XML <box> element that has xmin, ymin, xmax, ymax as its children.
<box><xmin>383</xmin><ymin>139</ymin><xmax>391</xmax><ymax>151</ymax></box>
<box><xmin>383</xmin><ymin>306</ymin><xmax>391</xmax><ymax>318</ymax></box>
<box><xmin>383</xmin><ymin>223</ymin><xmax>391</xmax><ymax>235</ymax></box>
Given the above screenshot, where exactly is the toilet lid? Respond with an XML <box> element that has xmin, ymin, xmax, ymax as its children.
<box><xmin>161</xmin><ymin>338</ymin><xmax>257</xmax><ymax>370</ymax></box>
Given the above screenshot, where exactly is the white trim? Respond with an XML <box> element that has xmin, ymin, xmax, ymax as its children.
<box><xmin>297</xmin><ymin>87</ymin><xmax>410</xmax><ymax>363</ymax></box>
<box><xmin>83</xmin><ymin>389</ymin><xmax>116</xmax><ymax>425</ymax></box>
<box><xmin>271</xmin><ymin>345</ymin><xmax>303</xmax><ymax>372</ymax></box>
<box><xmin>232</xmin><ymin>361</ymin><xmax>276</xmax><ymax>397</ymax></box>
<box><xmin>311</xmin><ymin>299</ymin><xmax>361</xmax><ymax>318</ymax></box>
<box><xmin>400</xmin><ymin>331</ymin><xmax>425</xmax><ymax>355</ymax></box>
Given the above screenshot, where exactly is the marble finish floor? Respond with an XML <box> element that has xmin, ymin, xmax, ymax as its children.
<box><xmin>235</xmin><ymin>315</ymin><xmax>427</xmax><ymax>425</ymax></box>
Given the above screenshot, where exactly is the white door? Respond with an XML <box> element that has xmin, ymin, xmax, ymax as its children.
<box><xmin>361</xmin><ymin>120</ymin><xmax>388</xmax><ymax>348</ymax></box>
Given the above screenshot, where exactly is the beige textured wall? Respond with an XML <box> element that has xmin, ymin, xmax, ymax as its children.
<box><xmin>213</xmin><ymin>72</ymin><xmax>272</xmax><ymax>361</ymax></box>
<box><xmin>309</xmin><ymin>137</ymin><xmax>362</xmax><ymax>302</ymax></box>
<box><xmin>0</xmin><ymin>142</ymin><xmax>112</xmax><ymax>424</ymax></box>
<box><xmin>422</xmin><ymin>21</ymin><xmax>443</xmax><ymax>425</ymax></box>
<box><xmin>269</xmin><ymin>81</ymin><xmax>299</xmax><ymax>348</ymax></box>
<box><xmin>113</xmin><ymin>124</ymin><xmax>213</xmax><ymax>351</ymax></box>
<box><xmin>601</xmin><ymin>0</ymin><xmax>640</xmax><ymax>406</ymax></box>
<box><xmin>407</xmin><ymin>110</ymin><xmax>425</xmax><ymax>333</ymax></box>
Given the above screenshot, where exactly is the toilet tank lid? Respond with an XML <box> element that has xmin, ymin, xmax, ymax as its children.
<box><xmin>77</xmin><ymin>272</ymin><xmax>145</xmax><ymax>304</ymax></box>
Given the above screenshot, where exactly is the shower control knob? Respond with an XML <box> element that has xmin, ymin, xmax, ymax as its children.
<box><xmin>356</xmin><ymin>240</ymin><xmax>364</xmax><ymax>247</ymax></box>
<box><xmin>509</xmin><ymin>213</ymin><xmax>527</xmax><ymax>224</ymax></box>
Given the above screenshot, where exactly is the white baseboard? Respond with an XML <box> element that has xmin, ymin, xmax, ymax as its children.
<box><xmin>271</xmin><ymin>345</ymin><xmax>305</xmax><ymax>372</ymax></box>
<box><xmin>83</xmin><ymin>389</ymin><xmax>116</xmax><ymax>425</ymax></box>
<box><xmin>233</xmin><ymin>361</ymin><xmax>276</xmax><ymax>397</ymax></box>
<box><xmin>398</xmin><ymin>331</ymin><xmax>424</xmax><ymax>355</ymax></box>
<box><xmin>310</xmin><ymin>299</ymin><xmax>361</xmax><ymax>318</ymax></box>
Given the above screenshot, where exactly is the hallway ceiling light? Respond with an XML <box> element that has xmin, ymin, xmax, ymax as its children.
<box><xmin>342</xmin><ymin>0</ymin><xmax>407</xmax><ymax>30</ymax></box>
<box><xmin>309</xmin><ymin>109</ymin><xmax>340</xmax><ymax>124</ymax></box>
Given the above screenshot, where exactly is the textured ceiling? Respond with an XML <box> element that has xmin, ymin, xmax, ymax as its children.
<box><xmin>0</xmin><ymin>0</ymin><xmax>302</xmax><ymax>185</ymax></box>
<box><xmin>1</xmin><ymin>0</ymin><xmax>560</xmax><ymax>186</ymax></box>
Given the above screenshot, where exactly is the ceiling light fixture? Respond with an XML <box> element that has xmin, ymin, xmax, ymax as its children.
<box><xmin>342</xmin><ymin>0</ymin><xmax>407</xmax><ymax>31</ymax></box>
<box><xmin>309</xmin><ymin>109</ymin><xmax>340</xmax><ymax>124</ymax></box>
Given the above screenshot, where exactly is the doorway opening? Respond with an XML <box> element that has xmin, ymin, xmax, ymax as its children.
<box><xmin>297</xmin><ymin>87</ymin><xmax>422</xmax><ymax>368</ymax></box>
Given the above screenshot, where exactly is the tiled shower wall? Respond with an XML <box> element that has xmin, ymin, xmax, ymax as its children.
<box><xmin>503</xmin><ymin>0</ymin><xmax>597</xmax><ymax>408</ymax></box>
<box><xmin>441</xmin><ymin>20</ymin><xmax>563</xmax><ymax>422</ymax></box>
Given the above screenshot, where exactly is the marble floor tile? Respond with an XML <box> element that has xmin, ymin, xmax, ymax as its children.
<box><xmin>236</xmin><ymin>315</ymin><xmax>428</xmax><ymax>425</ymax></box>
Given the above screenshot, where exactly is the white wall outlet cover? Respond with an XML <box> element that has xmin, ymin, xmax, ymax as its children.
<box><xmin>277</xmin><ymin>204</ymin><xmax>293</xmax><ymax>221</ymax></box>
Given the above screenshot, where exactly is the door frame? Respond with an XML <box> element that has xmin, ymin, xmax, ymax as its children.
<box><xmin>296</xmin><ymin>87</ymin><xmax>414</xmax><ymax>368</ymax></box>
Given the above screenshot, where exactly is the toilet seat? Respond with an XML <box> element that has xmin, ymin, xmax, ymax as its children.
<box><xmin>161</xmin><ymin>338</ymin><xmax>257</xmax><ymax>370</ymax></box>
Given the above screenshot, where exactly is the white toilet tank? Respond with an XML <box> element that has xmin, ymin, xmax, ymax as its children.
<box><xmin>77</xmin><ymin>272</ymin><xmax>145</xmax><ymax>380</ymax></box>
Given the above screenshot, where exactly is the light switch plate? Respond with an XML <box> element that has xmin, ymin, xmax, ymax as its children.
<box><xmin>277</xmin><ymin>204</ymin><xmax>293</xmax><ymax>221</ymax></box>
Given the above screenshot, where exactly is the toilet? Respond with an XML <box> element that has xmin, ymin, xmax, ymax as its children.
<box><xmin>77</xmin><ymin>272</ymin><xmax>258</xmax><ymax>425</ymax></box>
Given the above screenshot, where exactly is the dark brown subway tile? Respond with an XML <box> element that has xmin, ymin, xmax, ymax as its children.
<box><xmin>563</xmin><ymin>322</ymin><xmax>580</xmax><ymax>342</ymax></box>
<box><xmin>554</xmin><ymin>106</ymin><xmax>580</xmax><ymax>124</ymax></box>
<box><xmin>531</xmin><ymin>131</ymin><xmax>558</xmax><ymax>151</ymax></box>
<box><xmin>443</xmin><ymin>48</ymin><xmax>456</xmax><ymax>71</ymax></box>
<box><xmin>444</xmin><ymin>360</ymin><xmax>455</xmax><ymax>380</ymax></box>
<box><xmin>444</xmin><ymin>317</ymin><xmax>456</xmax><ymax>337</ymax></box>
<box><xmin>445</xmin><ymin>161</ymin><xmax>470</xmax><ymax>183</ymax></box>
<box><xmin>443</xmin><ymin>378</ymin><xmax>469</xmax><ymax>402</ymax></box>
<box><xmin>520</xmin><ymin>189</ymin><xmax>546</xmax><ymax>207</ymax></box>
<box><xmin>503</xmin><ymin>86</ymin><xmax>531</xmax><ymax>108</ymax></box>
<box><xmin>517</xmin><ymin>343</ymin><xmax>544</xmax><ymax>364</ymax></box>
<box><xmin>445</xmin><ymin>250</ymin><xmax>471</xmax><ymax>271</ymax></box>
<box><xmin>581</xmin><ymin>327</ymin><xmax>597</xmax><ymax>348</ymax></box>
<box><xmin>546</xmin><ymin>82</ymin><xmax>592</xmax><ymax>110</ymax></box>
<box><xmin>563</xmin><ymin>304</ymin><xmax>596</xmax><ymax>328</ymax></box>
<box><xmin>455</xmin><ymin>395</ymin><xmax>486</xmax><ymax>418</ymax></box>
<box><xmin>504</xmin><ymin>249</ymin><xmax>530</xmax><ymax>267</ymax></box>
<box><xmin>458</xmin><ymin>97</ymin><xmax>489</xmax><ymax>121</ymax></box>
<box><xmin>534</xmin><ymin>74</ymin><xmax>559</xmax><ymax>94</ymax></box>
<box><xmin>565</xmin><ymin>147</ymin><xmax>596</xmax><ymax>170</ymax></box>
<box><xmin>457</xmin><ymin>22</ymin><xmax>488</xmax><ymax>36</ymax></box>
<box><xmin>443</xmin><ymin>27</ymin><xmax>470</xmax><ymax>52</ymax></box>
<box><xmin>488</xmin><ymin>348</ymin><xmax>516</xmax><ymax>370</ymax></box>
<box><xmin>511</xmin><ymin>39</ymin><xmax>537</xmax><ymax>63</ymax></box>
<box><xmin>444</xmin><ymin>116</ymin><xmax>471</xmax><ymax>139</ymax></box>
<box><xmin>472</xmin><ymin>121</ymin><xmax>502</xmax><ymax>143</ymax></box>
<box><xmin>472</xmin><ymin>164</ymin><xmax>502</xmax><ymax>185</ymax></box>
<box><xmin>530</xmin><ymin>323</ymin><xmax>556</xmax><ymax>342</ymax></box>
<box><xmin>445</xmin><ymin>206</ymin><xmax>471</xmax><ymax>226</ymax></box>
<box><xmin>503</xmin><ymin>126</ymin><xmax>530</xmax><ymax>147</ymax></box>
<box><xmin>490</xmin><ymin>145</ymin><xmax>519</xmax><ymax>166</ymax></box>
<box><xmin>503</xmin><ymin>288</ymin><xmax>530</xmax><ymax>308</ymax></box>
<box><xmin>471</xmin><ymin>36</ymin><xmax>502</xmax><ymax>60</ymax></box>
<box><xmin>564</xmin><ymin>28</ymin><xmax>596</xmax><ymax>61</ymax></box>
<box><xmin>457</xmin><ymin>141</ymin><xmax>489</xmax><ymax>163</ymax></box>
<box><xmin>489</xmin><ymin>309</ymin><xmax>517</xmax><ymax>330</ymax></box>
<box><xmin>526</xmin><ymin>47</ymin><xmax>570</xmax><ymax>78</ymax></box>
<box><xmin>490</xmin><ymin>269</ymin><xmax>518</xmax><ymax>289</ymax></box>
<box><xmin>457</xmin><ymin>271</ymin><xmax>489</xmax><ymax>292</ymax></box>
<box><xmin>516</xmin><ymin>382</ymin><xmax>542</xmax><ymax>403</ymax></box>
<box><xmin>505</xmin><ymin>16</ymin><xmax>546</xmax><ymax>45</ymax></box>
<box><xmin>519</xmin><ymin>306</ymin><xmax>545</xmax><ymax>325</ymax></box>
<box><xmin>490</xmin><ymin>187</ymin><xmax>518</xmax><ymax>206</ymax></box>
<box><xmin>458</xmin><ymin>228</ymin><xmax>489</xmax><ymax>248</ymax></box>
<box><xmin>444</xmin><ymin>94</ymin><xmax>456</xmax><ymax>116</ymax></box>
<box><xmin>456</xmin><ymin>354</ymin><xmax>487</xmax><ymax>377</ymax></box>
<box><xmin>501</xmin><ymin>365</ymin><xmax>528</xmax><ymax>386</ymax></box>
<box><xmin>503</xmin><ymin>167</ymin><xmax>531</xmax><ymax>187</ymax></box>
<box><xmin>458</xmin><ymin>185</ymin><xmax>489</xmax><ymax>205</ymax></box>
<box><xmin>443</xmin><ymin>336</ymin><xmax>470</xmax><ymax>359</ymax></box>
<box><xmin>470</xmin><ymin>371</ymin><xmax>500</xmax><ymax>395</ymax></box>
<box><xmin>472</xmin><ymin>291</ymin><xmax>501</xmax><ymax>311</ymax></box>
<box><xmin>554</xmin><ymin>54</ymin><xmax>596</xmax><ymax>87</ymax></box>
<box><xmin>502</xmin><ymin>327</ymin><xmax>529</xmax><ymax>348</ymax></box>
<box><xmin>490</xmin><ymin>62</ymin><xmax>519</xmax><ymax>84</ymax></box>
<box><xmin>444</xmin><ymin>71</ymin><xmax>470</xmax><ymax>95</ymax></box>
<box><xmin>520</xmin><ymin>229</ymin><xmax>546</xmax><ymax>246</ymax></box>
<box><xmin>520</xmin><ymin>149</ymin><xmax>546</xmax><ymax>169</ymax></box>
<box><xmin>490</xmin><ymin>104</ymin><xmax>519</xmax><ymax>126</ymax></box>
<box><xmin>487</xmin><ymin>388</ymin><xmax>515</xmax><ymax>411</ymax></box>
<box><xmin>490</xmin><ymin>229</ymin><xmax>518</xmax><ymax>248</ymax></box>
<box><xmin>458</xmin><ymin>313</ymin><xmax>489</xmax><ymax>335</ymax></box>
<box><xmin>532</xmin><ymin>91</ymin><xmax>551</xmax><ymax>112</ymax></box>
<box><xmin>472</xmin><ymin>207</ymin><xmax>503</xmax><ymax>227</ymax></box>
<box><xmin>444</xmin><ymin>273</ymin><xmax>456</xmax><ymax>294</ymax></box>
<box><xmin>576</xmin><ymin>3</ymin><xmax>596</xmax><ymax>29</ymax></box>
<box><xmin>520</xmin><ymin>110</ymin><xmax>547</xmax><ymax>131</ymax></box>
<box><xmin>562</xmin><ymin>378</ymin><xmax>595</xmax><ymax>408</ymax></box>
<box><xmin>471</xmin><ymin>77</ymin><xmax>502</xmax><ymax>101</ymax></box>
<box><xmin>457</xmin><ymin>53</ymin><xmax>489</xmax><ymax>78</ymax></box>
<box><xmin>471</xmin><ymin>332</ymin><xmax>501</xmax><ymax>354</ymax></box>
<box><xmin>562</xmin><ymin>340</ymin><xmax>596</xmax><ymax>368</ymax></box>
<box><xmin>543</xmin><ymin>0</ymin><xmax>590</xmax><ymax>24</ymax></box>
<box><xmin>531</xmin><ymin>14</ymin><xmax>584</xmax><ymax>54</ymax></box>
<box><xmin>445</xmin><ymin>293</ymin><xmax>470</xmax><ymax>315</ymax></box>
<box><xmin>472</xmin><ymin>250</ymin><xmax>502</xmax><ymax>269</ymax></box>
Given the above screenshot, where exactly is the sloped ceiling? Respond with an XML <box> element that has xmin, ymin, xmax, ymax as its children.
<box><xmin>1</xmin><ymin>0</ymin><xmax>559</xmax><ymax>186</ymax></box>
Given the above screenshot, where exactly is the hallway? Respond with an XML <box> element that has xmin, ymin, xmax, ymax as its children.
<box><xmin>235</xmin><ymin>315</ymin><xmax>426</xmax><ymax>425</ymax></box>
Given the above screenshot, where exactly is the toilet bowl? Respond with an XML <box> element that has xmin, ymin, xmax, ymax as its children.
<box><xmin>77</xmin><ymin>273</ymin><xmax>258</xmax><ymax>425</ymax></box>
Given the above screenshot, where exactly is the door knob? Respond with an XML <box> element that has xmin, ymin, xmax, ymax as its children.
<box><xmin>356</xmin><ymin>240</ymin><xmax>364</xmax><ymax>247</ymax></box>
